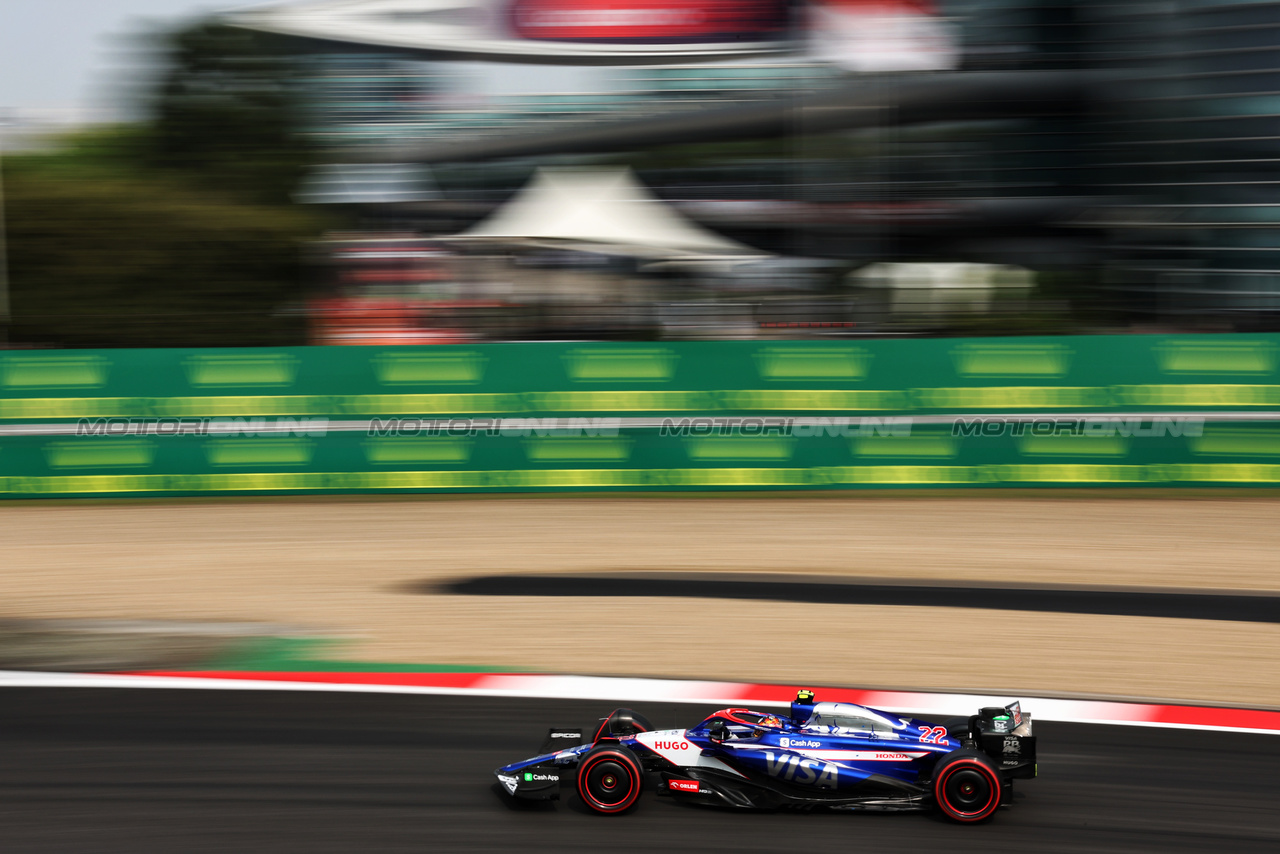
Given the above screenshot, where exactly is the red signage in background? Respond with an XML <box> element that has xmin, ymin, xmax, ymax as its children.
<box><xmin>806</xmin><ymin>0</ymin><xmax>957</xmax><ymax>71</ymax></box>
<box><xmin>509</xmin><ymin>0</ymin><xmax>790</xmax><ymax>44</ymax></box>
<box><xmin>814</xmin><ymin>0</ymin><xmax>938</xmax><ymax>11</ymax></box>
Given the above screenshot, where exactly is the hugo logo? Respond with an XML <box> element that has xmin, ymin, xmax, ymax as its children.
<box><xmin>656</xmin><ymin>741</ymin><xmax>690</xmax><ymax>751</ymax></box>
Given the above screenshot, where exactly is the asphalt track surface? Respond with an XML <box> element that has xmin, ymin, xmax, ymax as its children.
<box><xmin>2</xmin><ymin>689</ymin><xmax>1278</xmax><ymax>853</ymax></box>
<box><xmin>439</xmin><ymin>574</ymin><xmax>1280</xmax><ymax>624</ymax></box>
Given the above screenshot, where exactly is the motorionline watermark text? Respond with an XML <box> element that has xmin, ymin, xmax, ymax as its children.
<box><xmin>660</xmin><ymin>417</ymin><xmax>913</xmax><ymax>437</ymax></box>
<box><xmin>76</xmin><ymin>418</ymin><xmax>330</xmax><ymax>437</ymax></box>
<box><xmin>368</xmin><ymin>418</ymin><xmax>623</xmax><ymax>437</ymax></box>
<box><xmin>68</xmin><ymin>415</ymin><xmax>1205</xmax><ymax>441</ymax></box>
<box><xmin>952</xmin><ymin>416</ymin><xmax>1205</xmax><ymax>438</ymax></box>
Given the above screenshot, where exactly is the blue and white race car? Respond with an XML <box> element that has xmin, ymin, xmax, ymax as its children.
<box><xmin>495</xmin><ymin>690</ymin><xmax>1036</xmax><ymax>822</ymax></box>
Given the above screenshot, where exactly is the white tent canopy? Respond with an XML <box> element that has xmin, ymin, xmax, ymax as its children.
<box><xmin>449</xmin><ymin>167</ymin><xmax>770</xmax><ymax>261</ymax></box>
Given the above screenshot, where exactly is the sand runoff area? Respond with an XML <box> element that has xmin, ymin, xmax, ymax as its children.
<box><xmin>2</xmin><ymin>494</ymin><xmax>1278</xmax><ymax>707</ymax></box>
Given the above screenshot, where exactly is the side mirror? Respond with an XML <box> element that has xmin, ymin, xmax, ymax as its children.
<box><xmin>707</xmin><ymin>720</ymin><xmax>728</xmax><ymax>744</ymax></box>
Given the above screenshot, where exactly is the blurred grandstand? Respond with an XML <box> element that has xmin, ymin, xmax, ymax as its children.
<box><xmin>232</xmin><ymin>1</ymin><xmax>1280</xmax><ymax>342</ymax></box>
<box><xmin>11</xmin><ymin>1</ymin><xmax>1280</xmax><ymax>347</ymax></box>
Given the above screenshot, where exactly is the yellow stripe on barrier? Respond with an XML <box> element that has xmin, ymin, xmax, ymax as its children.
<box><xmin>4</xmin><ymin>462</ymin><xmax>1280</xmax><ymax>496</ymax></box>
<box><xmin>10</xmin><ymin>384</ymin><xmax>1280</xmax><ymax>421</ymax></box>
<box><xmin>1113</xmin><ymin>384</ymin><xmax>1280</xmax><ymax>407</ymax></box>
<box><xmin>914</xmin><ymin>387</ymin><xmax>1110</xmax><ymax>409</ymax></box>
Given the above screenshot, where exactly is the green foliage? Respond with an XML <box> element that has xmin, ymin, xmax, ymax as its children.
<box><xmin>147</xmin><ymin>21</ymin><xmax>312</xmax><ymax>206</ymax></box>
<box><xmin>5</xmin><ymin>151</ymin><xmax>319</xmax><ymax>348</ymax></box>
<box><xmin>3</xmin><ymin>18</ymin><xmax>329</xmax><ymax>348</ymax></box>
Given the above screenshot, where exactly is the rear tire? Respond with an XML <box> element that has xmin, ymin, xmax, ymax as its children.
<box><xmin>932</xmin><ymin>750</ymin><xmax>1003</xmax><ymax>823</ymax></box>
<box><xmin>940</xmin><ymin>716</ymin><xmax>971</xmax><ymax>740</ymax></box>
<box><xmin>576</xmin><ymin>745</ymin><xmax>643</xmax><ymax>815</ymax></box>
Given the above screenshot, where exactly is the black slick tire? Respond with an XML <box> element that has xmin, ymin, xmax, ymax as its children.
<box><xmin>576</xmin><ymin>745</ymin><xmax>643</xmax><ymax>815</ymax></box>
<box><xmin>932</xmin><ymin>749</ymin><xmax>1003</xmax><ymax>823</ymax></box>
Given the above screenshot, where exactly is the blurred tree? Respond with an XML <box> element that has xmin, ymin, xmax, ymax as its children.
<box><xmin>5</xmin><ymin>147</ymin><xmax>319</xmax><ymax>348</ymax></box>
<box><xmin>3</xmin><ymin>18</ymin><xmax>330</xmax><ymax>348</ymax></box>
<box><xmin>147</xmin><ymin>20</ymin><xmax>312</xmax><ymax>206</ymax></box>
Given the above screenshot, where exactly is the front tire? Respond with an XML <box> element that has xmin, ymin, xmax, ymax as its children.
<box><xmin>576</xmin><ymin>746</ymin><xmax>643</xmax><ymax>815</ymax></box>
<box><xmin>932</xmin><ymin>750</ymin><xmax>1003</xmax><ymax>823</ymax></box>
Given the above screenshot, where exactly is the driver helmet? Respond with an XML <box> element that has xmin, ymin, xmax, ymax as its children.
<box><xmin>751</xmin><ymin>714</ymin><xmax>784</xmax><ymax>737</ymax></box>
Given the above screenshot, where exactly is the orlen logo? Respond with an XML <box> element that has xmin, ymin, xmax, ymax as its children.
<box><xmin>669</xmin><ymin>779</ymin><xmax>699</xmax><ymax>793</ymax></box>
<box><xmin>656</xmin><ymin>740</ymin><xmax>691</xmax><ymax>751</ymax></box>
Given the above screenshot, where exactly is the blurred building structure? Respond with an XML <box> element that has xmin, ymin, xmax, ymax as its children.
<box><xmin>1093</xmin><ymin>0</ymin><xmax>1280</xmax><ymax>329</ymax></box>
<box><xmin>297</xmin><ymin>52</ymin><xmax>844</xmax><ymax>148</ymax></box>
<box><xmin>229</xmin><ymin>0</ymin><xmax>1280</xmax><ymax>341</ymax></box>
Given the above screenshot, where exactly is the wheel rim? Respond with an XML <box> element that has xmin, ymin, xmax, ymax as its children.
<box><xmin>940</xmin><ymin>763</ymin><xmax>997</xmax><ymax>818</ymax></box>
<box><xmin>581</xmin><ymin>758</ymin><xmax>635</xmax><ymax>809</ymax></box>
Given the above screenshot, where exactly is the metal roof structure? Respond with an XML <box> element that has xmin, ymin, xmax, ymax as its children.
<box><xmin>228</xmin><ymin>0</ymin><xmax>792</xmax><ymax>64</ymax></box>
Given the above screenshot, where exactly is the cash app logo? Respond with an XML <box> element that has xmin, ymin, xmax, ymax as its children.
<box><xmin>562</xmin><ymin>348</ymin><xmax>678</xmax><ymax>382</ymax></box>
<box><xmin>1155</xmin><ymin>340</ymin><xmax>1277</xmax><ymax>375</ymax></box>
<box><xmin>373</xmin><ymin>352</ymin><xmax>487</xmax><ymax>385</ymax></box>
<box><xmin>951</xmin><ymin>343</ymin><xmax>1071</xmax><ymax>378</ymax></box>
<box><xmin>2</xmin><ymin>355</ymin><xmax>110</xmax><ymax>388</ymax></box>
<box><xmin>185</xmin><ymin>354</ymin><xmax>300</xmax><ymax>387</ymax></box>
<box><xmin>754</xmin><ymin>347</ymin><xmax>872</xmax><ymax>381</ymax></box>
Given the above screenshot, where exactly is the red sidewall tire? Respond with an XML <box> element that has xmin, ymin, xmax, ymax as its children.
<box><xmin>577</xmin><ymin>748</ymin><xmax>642</xmax><ymax>815</ymax></box>
<box><xmin>934</xmin><ymin>755</ymin><xmax>1003</xmax><ymax>823</ymax></box>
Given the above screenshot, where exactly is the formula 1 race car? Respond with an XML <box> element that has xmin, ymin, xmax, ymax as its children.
<box><xmin>494</xmin><ymin>690</ymin><xmax>1036</xmax><ymax>822</ymax></box>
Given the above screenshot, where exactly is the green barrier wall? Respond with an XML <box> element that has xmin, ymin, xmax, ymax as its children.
<box><xmin>3</xmin><ymin>335</ymin><xmax>1279</xmax><ymax>496</ymax></box>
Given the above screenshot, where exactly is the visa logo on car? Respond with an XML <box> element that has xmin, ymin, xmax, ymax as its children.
<box><xmin>763</xmin><ymin>752</ymin><xmax>839</xmax><ymax>789</ymax></box>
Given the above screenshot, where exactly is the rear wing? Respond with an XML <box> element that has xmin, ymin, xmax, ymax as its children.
<box><xmin>975</xmin><ymin>702</ymin><xmax>1036</xmax><ymax>778</ymax></box>
<box><xmin>979</xmin><ymin>701</ymin><xmax>1030</xmax><ymax>736</ymax></box>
